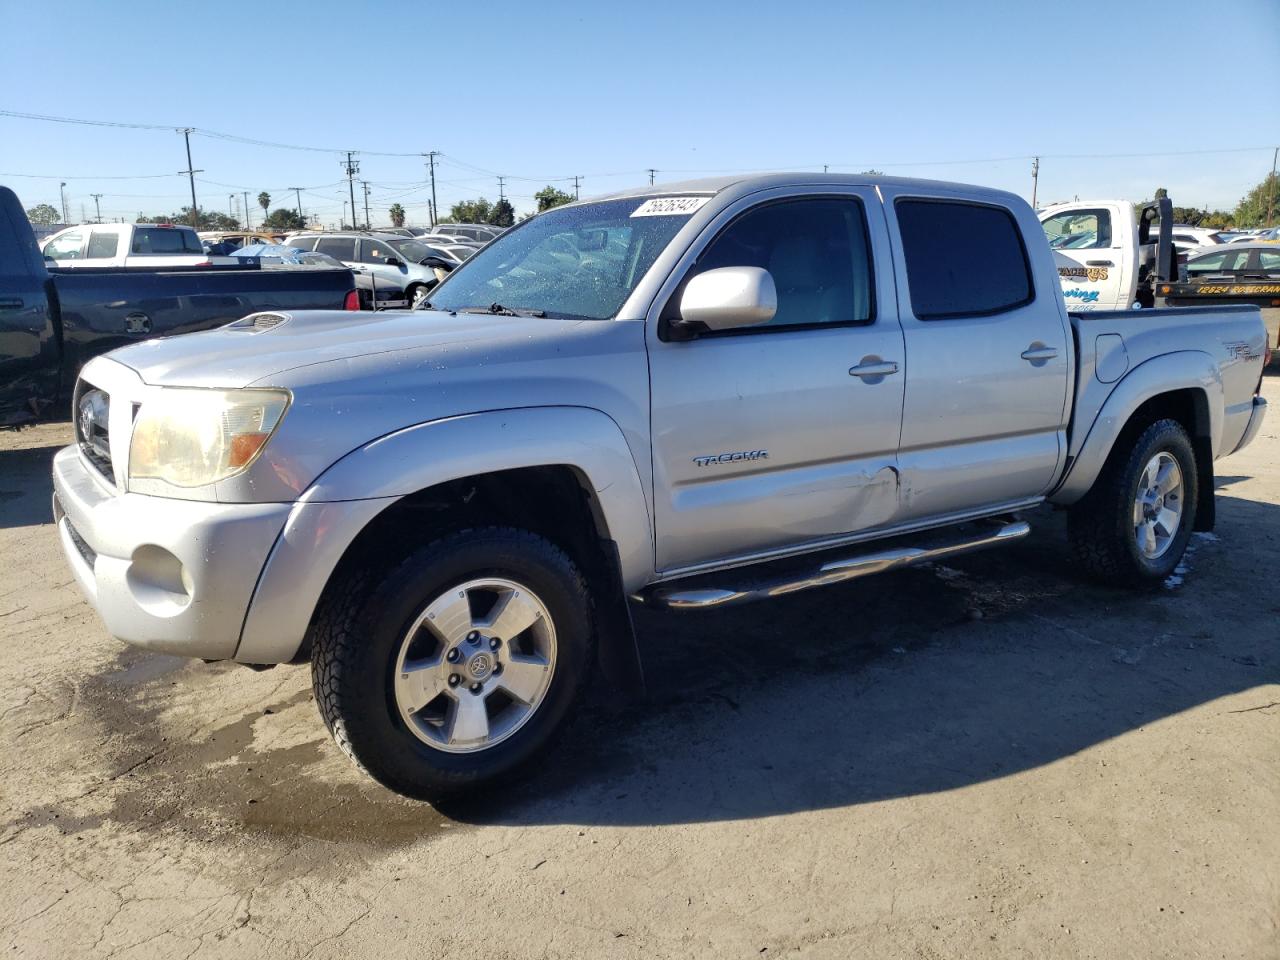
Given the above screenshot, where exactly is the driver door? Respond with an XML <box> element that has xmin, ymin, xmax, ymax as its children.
<box><xmin>646</xmin><ymin>188</ymin><xmax>906</xmax><ymax>573</ymax></box>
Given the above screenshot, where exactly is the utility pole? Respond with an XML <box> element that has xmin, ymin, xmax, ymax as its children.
<box><xmin>647</xmin><ymin>168</ymin><xmax>656</xmax><ymax>186</ymax></box>
<box><xmin>342</xmin><ymin>201</ymin><xmax>349</xmax><ymax>229</ymax></box>
<box><xmin>91</xmin><ymin>194</ymin><xmax>103</xmax><ymax>223</ymax></box>
<box><xmin>497</xmin><ymin>176</ymin><xmax>506</xmax><ymax>201</ymax></box>
<box><xmin>178</xmin><ymin>128</ymin><xmax>202</xmax><ymax>228</ymax></box>
<box><xmin>341</xmin><ymin>152</ymin><xmax>360</xmax><ymax>230</ymax></box>
<box><xmin>1031</xmin><ymin>156</ymin><xmax>1040</xmax><ymax>209</ymax></box>
<box><xmin>360</xmin><ymin>180</ymin><xmax>371</xmax><ymax>229</ymax></box>
<box><xmin>290</xmin><ymin>186</ymin><xmax>304</xmax><ymax>225</ymax></box>
<box><xmin>823</xmin><ymin>165</ymin><xmax>828</xmax><ymax>173</ymax></box>
<box><xmin>59</xmin><ymin>182</ymin><xmax>68</xmax><ymax>223</ymax></box>
<box><xmin>1266</xmin><ymin>146</ymin><xmax>1278</xmax><ymax>228</ymax></box>
<box><xmin>242</xmin><ymin>191</ymin><xmax>250</xmax><ymax>229</ymax></box>
<box><xmin>228</xmin><ymin>194</ymin><xmax>235</xmax><ymax>222</ymax></box>
<box><xmin>573</xmin><ymin>175</ymin><xmax>581</xmax><ymax>200</ymax></box>
<box><xmin>424</xmin><ymin>151</ymin><xmax>439</xmax><ymax>226</ymax></box>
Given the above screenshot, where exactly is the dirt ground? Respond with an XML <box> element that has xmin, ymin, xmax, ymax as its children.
<box><xmin>2</xmin><ymin>378</ymin><xmax>1277</xmax><ymax>960</ymax></box>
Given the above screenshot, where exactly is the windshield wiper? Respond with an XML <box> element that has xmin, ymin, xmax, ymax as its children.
<box><xmin>459</xmin><ymin>303</ymin><xmax>546</xmax><ymax>318</ymax></box>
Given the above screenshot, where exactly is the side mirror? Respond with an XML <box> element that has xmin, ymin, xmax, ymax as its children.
<box><xmin>384</xmin><ymin>257</ymin><xmax>404</xmax><ymax>268</ymax></box>
<box><xmin>677</xmin><ymin>266</ymin><xmax>776</xmax><ymax>332</ymax></box>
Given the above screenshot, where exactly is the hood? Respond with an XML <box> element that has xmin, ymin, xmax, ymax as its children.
<box><xmin>106</xmin><ymin>309</ymin><xmax>567</xmax><ymax>387</ymax></box>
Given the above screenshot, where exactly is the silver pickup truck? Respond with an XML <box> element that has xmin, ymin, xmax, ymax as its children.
<box><xmin>52</xmin><ymin>174</ymin><xmax>1268</xmax><ymax>799</ymax></box>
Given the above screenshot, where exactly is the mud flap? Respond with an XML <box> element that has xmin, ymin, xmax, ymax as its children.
<box><xmin>1194</xmin><ymin>435</ymin><xmax>1215</xmax><ymax>532</ymax></box>
<box><xmin>595</xmin><ymin>539</ymin><xmax>646</xmax><ymax>700</ymax></box>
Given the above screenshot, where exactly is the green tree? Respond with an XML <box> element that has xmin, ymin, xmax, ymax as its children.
<box><xmin>446</xmin><ymin>197</ymin><xmax>494</xmax><ymax>223</ymax></box>
<box><xmin>1233</xmin><ymin>172</ymin><xmax>1280</xmax><ymax>228</ymax></box>
<box><xmin>534</xmin><ymin>185</ymin><xmax>575</xmax><ymax>212</ymax></box>
<box><xmin>25</xmin><ymin>203</ymin><xmax>60</xmax><ymax>225</ymax></box>
<box><xmin>257</xmin><ymin>192</ymin><xmax>271</xmax><ymax>224</ymax></box>
<box><xmin>263</xmin><ymin>208</ymin><xmax>306</xmax><ymax>230</ymax></box>
<box><xmin>138</xmin><ymin>208</ymin><xmax>240</xmax><ymax>230</ymax></box>
<box><xmin>489</xmin><ymin>198</ymin><xmax>515</xmax><ymax>227</ymax></box>
<box><xmin>388</xmin><ymin>203</ymin><xmax>406</xmax><ymax>228</ymax></box>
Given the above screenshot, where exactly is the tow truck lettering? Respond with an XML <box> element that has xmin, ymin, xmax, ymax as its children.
<box><xmin>1058</xmin><ymin>265</ymin><xmax>1109</xmax><ymax>282</ymax></box>
<box><xmin>1063</xmin><ymin>288</ymin><xmax>1100</xmax><ymax>303</ymax></box>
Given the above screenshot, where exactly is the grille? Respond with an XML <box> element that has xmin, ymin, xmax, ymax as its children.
<box><xmin>75</xmin><ymin>383</ymin><xmax>113</xmax><ymax>483</ymax></box>
<box><xmin>64</xmin><ymin>515</ymin><xmax>98</xmax><ymax>567</ymax></box>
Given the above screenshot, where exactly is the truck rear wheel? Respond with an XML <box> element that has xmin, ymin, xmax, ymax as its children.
<box><xmin>1067</xmin><ymin>418</ymin><xmax>1198</xmax><ymax>587</ymax></box>
<box><xmin>310</xmin><ymin>527</ymin><xmax>595</xmax><ymax>800</ymax></box>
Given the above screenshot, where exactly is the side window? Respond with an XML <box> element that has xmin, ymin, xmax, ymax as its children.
<box><xmin>685</xmin><ymin>197</ymin><xmax>874</xmax><ymax>329</ymax></box>
<box><xmin>1041</xmin><ymin>208</ymin><xmax>1112</xmax><ymax>249</ymax></box>
<box><xmin>896</xmin><ymin>199</ymin><xmax>1033</xmax><ymax>319</ymax></box>
<box><xmin>360</xmin><ymin>240</ymin><xmax>397</xmax><ymax>264</ymax></box>
<box><xmin>1186</xmin><ymin>251</ymin><xmax>1228</xmax><ymax>275</ymax></box>
<box><xmin>43</xmin><ymin>232</ymin><xmax>85</xmax><ymax>260</ymax></box>
<box><xmin>85</xmin><ymin>231</ymin><xmax>120</xmax><ymax>259</ymax></box>
<box><xmin>315</xmin><ymin>237</ymin><xmax>356</xmax><ymax>260</ymax></box>
<box><xmin>289</xmin><ymin>236</ymin><xmax>318</xmax><ymax>252</ymax></box>
<box><xmin>1256</xmin><ymin>250</ymin><xmax>1280</xmax><ymax>273</ymax></box>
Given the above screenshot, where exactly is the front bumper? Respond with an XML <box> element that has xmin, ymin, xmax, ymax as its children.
<box><xmin>52</xmin><ymin>445</ymin><xmax>292</xmax><ymax>660</ymax></box>
<box><xmin>1231</xmin><ymin>396</ymin><xmax>1267</xmax><ymax>455</ymax></box>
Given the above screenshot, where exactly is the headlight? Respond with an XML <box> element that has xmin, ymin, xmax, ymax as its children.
<box><xmin>129</xmin><ymin>388</ymin><xmax>290</xmax><ymax>489</ymax></box>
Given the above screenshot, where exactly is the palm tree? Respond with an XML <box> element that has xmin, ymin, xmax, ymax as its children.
<box><xmin>389</xmin><ymin>203</ymin><xmax>406</xmax><ymax>228</ymax></box>
<box><xmin>257</xmin><ymin>192</ymin><xmax>271</xmax><ymax>227</ymax></box>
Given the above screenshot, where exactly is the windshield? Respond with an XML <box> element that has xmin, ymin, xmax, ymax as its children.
<box><xmin>425</xmin><ymin>198</ymin><xmax>698</xmax><ymax>320</ymax></box>
<box><xmin>389</xmin><ymin>239</ymin><xmax>437</xmax><ymax>263</ymax></box>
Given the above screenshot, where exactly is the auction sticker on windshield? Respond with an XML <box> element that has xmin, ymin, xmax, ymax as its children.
<box><xmin>631</xmin><ymin>196</ymin><xmax>712</xmax><ymax>217</ymax></box>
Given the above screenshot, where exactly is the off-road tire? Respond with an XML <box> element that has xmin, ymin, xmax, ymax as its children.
<box><xmin>1067</xmin><ymin>418</ymin><xmax>1198</xmax><ymax>588</ymax></box>
<box><xmin>310</xmin><ymin>527</ymin><xmax>595</xmax><ymax>800</ymax></box>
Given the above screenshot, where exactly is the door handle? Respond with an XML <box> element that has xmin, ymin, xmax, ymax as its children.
<box><xmin>848</xmin><ymin>357</ymin><xmax>900</xmax><ymax>380</ymax></box>
<box><xmin>1021</xmin><ymin>344</ymin><xmax>1059</xmax><ymax>363</ymax></box>
<box><xmin>1085</xmin><ymin>260</ymin><xmax>1114</xmax><ymax>267</ymax></box>
<box><xmin>0</xmin><ymin>298</ymin><xmax>23</xmax><ymax>311</ymax></box>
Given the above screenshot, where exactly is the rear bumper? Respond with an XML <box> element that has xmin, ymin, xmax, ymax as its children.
<box><xmin>52</xmin><ymin>446</ymin><xmax>291</xmax><ymax>660</ymax></box>
<box><xmin>1231</xmin><ymin>396</ymin><xmax>1267</xmax><ymax>456</ymax></box>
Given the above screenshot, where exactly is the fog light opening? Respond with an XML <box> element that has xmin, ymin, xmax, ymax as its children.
<box><xmin>126</xmin><ymin>545</ymin><xmax>193</xmax><ymax>614</ymax></box>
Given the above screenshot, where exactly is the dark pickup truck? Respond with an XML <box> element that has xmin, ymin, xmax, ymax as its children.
<box><xmin>1</xmin><ymin>186</ymin><xmax>358</xmax><ymax>425</ymax></box>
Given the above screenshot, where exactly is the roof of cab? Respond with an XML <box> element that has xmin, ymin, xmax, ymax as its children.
<box><xmin>582</xmin><ymin>171</ymin><xmax>1028</xmax><ymax>209</ymax></box>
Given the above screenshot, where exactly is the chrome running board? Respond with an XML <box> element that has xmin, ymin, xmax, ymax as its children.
<box><xmin>640</xmin><ymin>519</ymin><xmax>1030</xmax><ymax>610</ymax></box>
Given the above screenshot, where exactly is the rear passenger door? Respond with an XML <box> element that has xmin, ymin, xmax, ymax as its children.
<box><xmin>880</xmin><ymin>190</ymin><xmax>1071</xmax><ymax>522</ymax></box>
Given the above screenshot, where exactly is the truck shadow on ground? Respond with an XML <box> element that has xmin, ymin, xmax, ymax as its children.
<box><xmin>15</xmin><ymin>439</ymin><xmax>1277</xmax><ymax>841</ymax></box>
<box><xmin>0</xmin><ymin>441</ymin><xmax>62</xmax><ymax>530</ymax></box>
<box><xmin>446</xmin><ymin>493</ymin><xmax>1277</xmax><ymax>828</ymax></box>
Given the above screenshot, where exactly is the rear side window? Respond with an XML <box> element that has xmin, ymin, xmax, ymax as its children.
<box><xmin>131</xmin><ymin>227</ymin><xmax>203</xmax><ymax>255</ymax></box>
<box><xmin>290</xmin><ymin>236</ymin><xmax>318</xmax><ymax>251</ymax></box>
<box><xmin>86</xmin><ymin>231</ymin><xmax>120</xmax><ymax>259</ymax></box>
<box><xmin>896</xmin><ymin>199</ymin><xmax>1033</xmax><ymax>319</ymax></box>
<box><xmin>315</xmin><ymin>237</ymin><xmax>356</xmax><ymax>260</ymax></box>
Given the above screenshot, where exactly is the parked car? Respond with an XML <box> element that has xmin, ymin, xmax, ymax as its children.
<box><xmin>1161</xmin><ymin>244</ymin><xmax>1280</xmax><ymax>365</ymax></box>
<box><xmin>41</xmin><ymin>222</ymin><xmax>231</xmax><ymax>268</ymax></box>
<box><xmin>51</xmin><ymin>173</ymin><xmax>1267</xmax><ymax>800</ymax></box>
<box><xmin>0</xmin><ymin>187</ymin><xmax>360</xmax><ymax>425</ymax></box>
<box><xmin>199</xmin><ymin>231</ymin><xmax>278</xmax><ymax>255</ymax></box>
<box><xmin>231</xmin><ymin>244</ymin><xmax>409</xmax><ymax>310</ymax></box>
<box><xmin>428</xmin><ymin>223</ymin><xmax>504</xmax><ymax>244</ymax></box>
<box><xmin>287</xmin><ymin>232</ymin><xmax>454</xmax><ymax>308</ymax></box>
<box><xmin>1182</xmin><ymin>244</ymin><xmax>1280</xmax><ymax>280</ymax></box>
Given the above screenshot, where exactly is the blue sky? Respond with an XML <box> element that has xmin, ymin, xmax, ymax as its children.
<box><xmin>2</xmin><ymin>0</ymin><xmax>1277</xmax><ymax>226</ymax></box>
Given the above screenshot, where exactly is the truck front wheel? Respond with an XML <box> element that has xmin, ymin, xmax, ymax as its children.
<box><xmin>310</xmin><ymin>527</ymin><xmax>595</xmax><ymax>800</ymax></box>
<box><xmin>1067</xmin><ymin>418</ymin><xmax>1198</xmax><ymax>587</ymax></box>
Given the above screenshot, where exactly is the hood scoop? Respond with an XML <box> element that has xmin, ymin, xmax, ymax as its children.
<box><xmin>228</xmin><ymin>312</ymin><xmax>291</xmax><ymax>333</ymax></box>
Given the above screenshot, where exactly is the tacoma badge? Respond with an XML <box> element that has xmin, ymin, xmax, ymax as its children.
<box><xmin>693</xmin><ymin>450</ymin><xmax>769</xmax><ymax>467</ymax></box>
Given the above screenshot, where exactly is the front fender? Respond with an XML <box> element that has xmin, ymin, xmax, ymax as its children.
<box><xmin>235</xmin><ymin>406</ymin><xmax>654</xmax><ymax>664</ymax></box>
<box><xmin>1049</xmin><ymin>351</ymin><xmax>1222</xmax><ymax>506</ymax></box>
